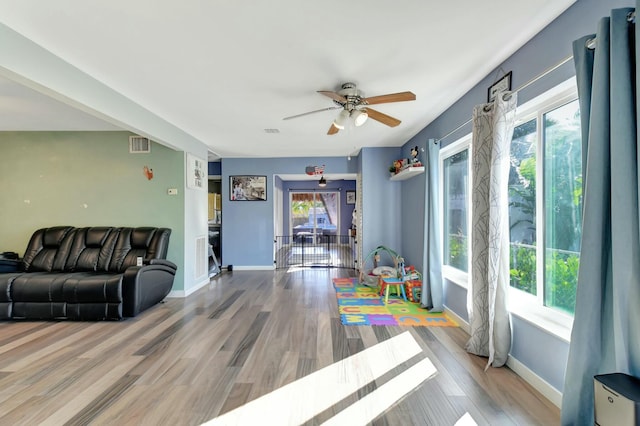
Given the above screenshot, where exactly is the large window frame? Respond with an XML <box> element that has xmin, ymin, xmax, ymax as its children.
<box><xmin>439</xmin><ymin>78</ymin><xmax>579</xmax><ymax>341</ymax></box>
<box><xmin>509</xmin><ymin>79</ymin><xmax>579</xmax><ymax>341</ymax></box>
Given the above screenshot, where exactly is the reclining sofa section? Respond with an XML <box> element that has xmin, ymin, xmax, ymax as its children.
<box><xmin>0</xmin><ymin>226</ymin><xmax>177</xmax><ymax>320</ymax></box>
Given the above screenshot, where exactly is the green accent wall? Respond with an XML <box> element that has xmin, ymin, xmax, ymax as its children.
<box><xmin>0</xmin><ymin>131</ymin><xmax>185</xmax><ymax>290</ymax></box>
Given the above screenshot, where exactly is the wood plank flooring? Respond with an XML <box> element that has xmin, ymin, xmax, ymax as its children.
<box><xmin>0</xmin><ymin>269</ymin><xmax>560</xmax><ymax>425</ymax></box>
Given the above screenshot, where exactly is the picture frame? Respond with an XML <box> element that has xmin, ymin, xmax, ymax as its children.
<box><xmin>186</xmin><ymin>153</ymin><xmax>206</xmax><ymax>190</ymax></box>
<box><xmin>230</xmin><ymin>175</ymin><xmax>267</xmax><ymax>201</ymax></box>
<box><xmin>346</xmin><ymin>190</ymin><xmax>356</xmax><ymax>205</ymax></box>
<box><xmin>487</xmin><ymin>71</ymin><xmax>512</xmax><ymax>102</ymax></box>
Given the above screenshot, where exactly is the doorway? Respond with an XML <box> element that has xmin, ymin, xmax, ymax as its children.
<box><xmin>274</xmin><ymin>190</ymin><xmax>354</xmax><ymax>268</ymax></box>
<box><xmin>290</xmin><ymin>191</ymin><xmax>339</xmax><ymax>244</ymax></box>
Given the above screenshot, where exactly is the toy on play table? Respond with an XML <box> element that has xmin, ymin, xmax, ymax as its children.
<box><xmin>360</xmin><ymin>245</ymin><xmax>401</xmax><ymax>287</ymax></box>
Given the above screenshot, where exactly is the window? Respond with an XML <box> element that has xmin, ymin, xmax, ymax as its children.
<box><xmin>440</xmin><ymin>78</ymin><xmax>581</xmax><ymax>338</ymax></box>
<box><xmin>542</xmin><ymin>100</ymin><xmax>582</xmax><ymax>315</ymax></box>
<box><xmin>507</xmin><ymin>79</ymin><xmax>581</xmax><ymax>335</ymax></box>
<box><xmin>441</xmin><ymin>137</ymin><xmax>471</xmax><ymax>283</ymax></box>
<box><xmin>509</xmin><ymin>97</ymin><xmax>582</xmax><ymax>316</ymax></box>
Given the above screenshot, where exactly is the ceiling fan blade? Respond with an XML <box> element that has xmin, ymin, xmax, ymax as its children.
<box><xmin>318</xmin><ymin>90</ymin><xmax>347</xmax><ymax>103</ymax></box>
<box><xmin>283</xmin><ymin>106</ymin><xmax>341</xmax><ymax>120</ymax></box>
<box><xmin>363</xmin><ymin>108</ymin><xmax>401</xmax><ymax>127</ymax></box>
<box><xmin>362</xmin><ymin>91</ymin><xmax>416</xmax><ymax>105</ymax></box>
<box><xmin>327</xmin><ymin>123</ymin><xmax>340</xmax><ymax>135</ymax></box>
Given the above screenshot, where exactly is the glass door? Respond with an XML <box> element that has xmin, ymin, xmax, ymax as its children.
<box><xmin>290</xmin><ymin>192</ymin><xmax>339</xmax><ymax>244</ymax></box>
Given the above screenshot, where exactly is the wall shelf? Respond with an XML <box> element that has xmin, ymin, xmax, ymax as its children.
<box><xmin>390</xmin><ymin>166</ymin><xmax>425</xmax><ymax>181</ymax></box>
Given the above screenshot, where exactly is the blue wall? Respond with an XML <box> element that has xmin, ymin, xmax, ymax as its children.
<box><xmin>398</xmin><ymin>142</ymin><xmax>428</xmax><ymax>270</ymax></box>
<box><xmin>398</xmin><ymin>0</ymin><xmax>633</xmax><ymax>394</ymax></box>
<box><xmin>360</xmin><ymin>147</ymin><xmax>403</xmax><ymax>266</ymax></box>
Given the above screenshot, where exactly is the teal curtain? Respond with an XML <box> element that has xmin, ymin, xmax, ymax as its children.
<box><xmin>422</xmin><ymin>139</ymin><xmax>443</xmax><ymax>312</ymax></box>
<box><xmin>562</xmin><ymin>6</ymin><xmax>638</xmax><ymax>425</ymax></box>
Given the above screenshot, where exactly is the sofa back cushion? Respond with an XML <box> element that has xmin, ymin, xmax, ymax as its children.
<box><xmin>65</xmin><ymin>227</ymin><xmax>118</xmax><ymax>272</ymax></box>
<box><xmin>23</xmin><ymin>227</ymin><xmax>75</xmax><ymax>272</ymax></box>
<box><xmin>108</xmin><ymin>227</ymin><xmax>172</xmax><ymax>272</ymax></box>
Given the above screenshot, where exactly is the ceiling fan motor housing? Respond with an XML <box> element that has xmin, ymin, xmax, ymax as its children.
<box><xmin>334</xmin><ymin>82</ymin><xmax>364</xmax><ymax>111</ymax></box>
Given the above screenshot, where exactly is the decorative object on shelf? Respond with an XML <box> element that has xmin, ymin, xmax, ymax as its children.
<box><xmin>487</xmin><ymin>71</ymin><xmax>512</xmax><ymax>102</ymax></box>
<box><xmin>305</xmin><ymin>164</ymin><xmax>325</xmax><ymax>176</ymax></box>
<box><xmin>318</xmin><ymin>175</ymin><xmax>327</xmax><ymax>187</ymax></box>
<box><xmin>230</xmin><ymin>175</ymin><xmax>267</xmax><ymax>201</ymax></box>
<box><xmin>388</xmin><ymin>145</ymin><xmax>424</xmax><ymax>178</ymax></box>
<box><xmin>410</xmin><ymin>146</ymin><xmax>421</xmax><ymax>165</ymax></box>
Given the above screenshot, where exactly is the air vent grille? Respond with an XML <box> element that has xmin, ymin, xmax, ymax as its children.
<box><xmin>129</xmin><ymin>136</ymin><xmax>151</xmax><ymax>153</ymax></box>
<box><xmin>195</xmin><ymin>236</ymin><xmax>207</xmax><ymax>279</ymax></box>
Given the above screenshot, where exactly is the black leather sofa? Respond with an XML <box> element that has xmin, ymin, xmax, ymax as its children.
<box><xmin>0</xmin><ymin>226</ymin><xmax>177</xmax><ymax>320</ymax></box>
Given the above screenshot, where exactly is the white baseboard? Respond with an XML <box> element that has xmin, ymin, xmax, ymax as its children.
<box><xmin>445</xmin><ymin>306</ymin><xmax>470</xmax><ymax>334</ymax></box>
<box><xmin>166</xmin><ymin>277</ymin><xmax>210</xmax><ymax>298</ymax></box>
<box><xmin>506</xmin><ymin>355</ymin><xmax>562</xmax><ymax>408</ymax></box>
<box><xmin>444</xmin><ymin>305</ymin><xmax>562</xmax><ymax>408</ymax></box>
<box><xmin>231</xmin><ymin>265</ymin><xmax>275</xmax><ymax>271</ymax></box>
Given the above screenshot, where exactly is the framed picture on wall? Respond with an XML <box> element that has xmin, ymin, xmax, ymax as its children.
<box><xmin>487</xmin><ymin>71</ymin><xmax>512</xmax><ymax>102</ymax></box>
<box><xmin>230</xmin><ymin>175</ymin><xmax>267</xmax><ymax>201</ymax></box>
<box><xmin>346</xmin><ymin>190</ymin><xmax>356</xmax><ymax>205</ymax></box>
<box><xmin>186</xmin><ymin>153</ymin><xmax>206</xmax><ymax>189</ymax></box>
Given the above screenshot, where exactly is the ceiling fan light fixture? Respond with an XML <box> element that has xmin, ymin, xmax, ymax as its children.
<box><xmin>318</xmin><ymin>176</ymin><xmax>327</xmax><ymax>187</ymax></box>
<box><xmin>333</xmin><ymin>110</ymin><xmax>350</xmax><ymax>130</ymax></box>
<box><xmin>352</xmin><ymin>109</ymin><xmax>368</xmax><ymax>127</ymax></box>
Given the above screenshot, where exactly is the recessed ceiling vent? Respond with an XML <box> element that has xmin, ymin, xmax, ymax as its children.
<box><xmin>129</xmin><ymin>136</ymin><xmax>151</xmax><ymax>153</ymax></box>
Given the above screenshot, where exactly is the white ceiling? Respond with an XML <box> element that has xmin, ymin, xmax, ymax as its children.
<box><xmin>0</xmin><ymin>1</ymin><xmax>575</xmax><ymax>159</ymax></box>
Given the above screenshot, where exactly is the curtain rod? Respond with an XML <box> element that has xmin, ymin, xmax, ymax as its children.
<box><xmin>434</xmin><ymin>54</ymin><xmax>574</xmax><ymax>144</ymax></box>
<box><xmin>434</xmin><ymin>10</ymin><xmax>636</xmax><ymax>145</ymax></box>
<box><xmin>436</xmin><ymin>10</ymin><xmax>636</xmax><ymax>145</ymax></box>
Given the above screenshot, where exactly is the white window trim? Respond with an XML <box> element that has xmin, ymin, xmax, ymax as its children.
<box><xmin>440</xmin><ymin>134</ymin><xmax>472</xmax><ymax>288</ymax></box>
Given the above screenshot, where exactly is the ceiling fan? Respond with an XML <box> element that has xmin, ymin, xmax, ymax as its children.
<box><xmin>283</xmin><ymin>82</ymin><xmax>416</xmax><ymax>135</ymax></box>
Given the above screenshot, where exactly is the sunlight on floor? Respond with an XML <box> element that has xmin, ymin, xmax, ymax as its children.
<box><xmin>202</xmin><ymin>331</ymin><xmax>433</xmax><ymax>425</ymax></box>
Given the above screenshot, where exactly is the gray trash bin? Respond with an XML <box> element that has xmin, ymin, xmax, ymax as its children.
<box><xmin>594</xmin><ymin>373</ymin><xmax>640</xmax><ymax>426</ymax></box>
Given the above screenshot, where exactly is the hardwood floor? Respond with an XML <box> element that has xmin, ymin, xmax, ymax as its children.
<box><xmin>0</xmin><ymin>269</ymin><xmax>560</xmax><ymax>425</ymax></box>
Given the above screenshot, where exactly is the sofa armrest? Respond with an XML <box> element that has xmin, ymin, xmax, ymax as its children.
<box><xmin>148</xmin><ymin>259</ymin><xmax>177</xmax><ymax>272</ymax></box>
<box><xmin>121</xmin><ymin>263</ymin><xmax>177</xmax><ymax>317</ymax></box>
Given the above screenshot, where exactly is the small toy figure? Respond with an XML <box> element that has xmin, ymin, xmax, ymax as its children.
<box><xmin>410</xmin><ymin>146</ymin><xmax>421</xmax><ymax>165</ymax></box>
<box><xmin>393</xmin><ymin>159</ymin><xmax>404</xmax><ymax>174</ymax></box>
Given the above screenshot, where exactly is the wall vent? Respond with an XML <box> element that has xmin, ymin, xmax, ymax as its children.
<box><xmin>129</xmin><ymin>136</ymin><xmax>151</xmax><ymax>153</ymax></box>
<box><xmin>195</xmin><ymin>236</ymin><xmax>207</xmax><ymax>279</ymax></box>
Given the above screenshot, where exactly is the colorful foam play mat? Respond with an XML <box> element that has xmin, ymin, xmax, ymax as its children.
<box><xmin>332</xmin><ymin>278</ymin><xmax>458</xmax><ymax>327</ymax></box>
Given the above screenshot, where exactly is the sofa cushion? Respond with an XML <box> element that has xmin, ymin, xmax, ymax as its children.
<box><xmin>61</xmin><ymin>273</ymin><xmax>122</xmax><ymax>303</ymax></box>
<box><xmin>22</xmin><ymin>227</ymin><xmax>75</xmax><ymax>272</ymax></box>
<box><xmin>108</xmin><ymin>227</ymin><xmax>171</xmax><ymax>272</ymax></box>
<box><xmin>11</xmin><ymin>273</ymin><xmax>71</xmax><ymax>302</ymax></box>
<box><xmin>65</xmin><ymin>227</ymin><xmax>118</xmax><ymax>272</ymax></box>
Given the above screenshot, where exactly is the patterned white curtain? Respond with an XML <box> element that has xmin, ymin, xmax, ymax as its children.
<box><xmin>465</xmin><ymin>91</ymin><xmax>517</xmax><ymax>368</ymax></box>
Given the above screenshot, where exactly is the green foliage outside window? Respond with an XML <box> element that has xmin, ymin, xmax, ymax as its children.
<box><xmin>448</xmin><ymin>232</ymin><xmax>467</xmax><ymax>271</ymax></box>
